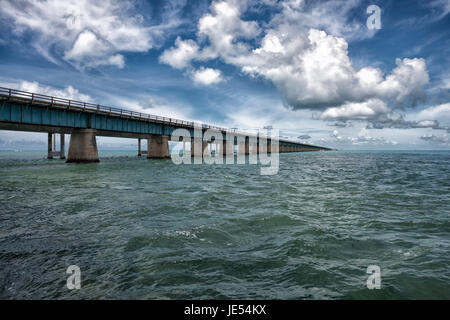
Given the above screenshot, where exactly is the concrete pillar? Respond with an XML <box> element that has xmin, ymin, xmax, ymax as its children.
<box><xmin>138</xmin><ymin>138</ymin><xmax>148</xmax><ymax>156</ymax></box>
<box><xmin>67</xmin><ymin>129</ymin><xmax>99</xmax><ymax>163</ymax></box>
<box><xmin>48</xmin><ymin>133</ymin><xmax>66</xmax><ymax>159</ymax></box>
<box><xmin>215</xmin><ymin>141</ymin><xmax>222</xmax><ymax>156</ymax></box>
<box><xmin>238</xmin><ymin>140</ymin><xmax>246</xmax><ymax>155</ymax></box>
<box><xmin>147</xmin><ymin>134</ymin><xmax>170</xmax><ymax>159</ymax></box>
<box><xmin>244</xmin><ymin>138</ymin><xmax>250</xmax><ymax>155</ymax></box>
<box><xmin>138</xmin><ymin>138</ymin><xmax>142</xmax><ymax>157</ymax></box>
<box><xmin>48</xmin><ymin>133</ymin><xmax>53</xmax><ymax>159</ymax></box>
<box><xmin>191</xmin><ymin>138</ymin><xmax>203</xmax><ymax>157</ymax></box>
<box><xmin>259</xmin><ymin>139</ymin><xmax>267</xmax><ymax>155</ymax></box>
<box><xmin>60</xmin><ymin>134</ymin><xmax>65</xmax><ymax>159</ymax></box>
<box><xmin>202</xmin><ymin>141</ymin><xmax>209</xmax><ymax>157</ymax></box>
<box><xmin>223</xmin><ymin>139</ymin><xmax>234</xmax><ymax>156</ymax></box>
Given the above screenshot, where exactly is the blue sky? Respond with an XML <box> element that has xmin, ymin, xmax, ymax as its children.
<box><xmin>0</xmin><ymin>0</ymin><xmax>449</xmax><ymax>149</ymax></box>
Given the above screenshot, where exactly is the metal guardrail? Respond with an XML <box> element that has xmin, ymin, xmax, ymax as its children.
<box><xmin>0</xmin><ymin>87</ymin><xmax>207</xmax><ymax>127</ymax></box>
<box><xmin>0</xmin><ymin>87</ymin><xmax>323</xmax><ymax>147</ymax></box>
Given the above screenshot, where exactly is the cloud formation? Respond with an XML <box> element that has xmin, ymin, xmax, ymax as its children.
<box><xmin>329</xmin><ymin>128</ymin><xmax>398</xmax><ymax>146</ymax></box>
<box><xmin>416</xmin><ymin>103</ymin><xmax>450</xmax><ymax>124</ymax></box>
<box><xmin>160</xmin><ymin>0</ymin><xmax>430</xmax><ymax>121</ymax></box>
<box><xmin>0</xmin><ymin>0</ymin><xmax>169</xmax><ymax>69</ymax></box>
<box><xmin>190</xmin><ymin>67</ymin><xmax>224</xmax><ymax>86</ymax></box>
<box><xmin>420</xmin><ymin>133</ymin><xmax>449</xmax><ymax>144</ymax></box>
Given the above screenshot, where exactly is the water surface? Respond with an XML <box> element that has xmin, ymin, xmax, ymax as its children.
<box><xmin>0</xmin><ymin>150</ymin><xmax>449</xmax><ymax>299</ymax></box>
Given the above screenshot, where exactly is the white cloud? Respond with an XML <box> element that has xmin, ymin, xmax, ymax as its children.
<box><xmin>246</xmin><ymin>32</ymin><xmax>429</xmax><ymax>110</ymax></box>
<box><xmin>190</xmin><ymin>67</ymin><xmax>224</xmax><ymax>86</ymax></box>
<box><xmin>160</xmin><ymin>0</ymin><xmax>430</xmax><ymax>115</ymax></box>
<box><xmin>319</xmin><ymin>99</ymin><xmax>391</xmax><ymax>121</ymax></box>
<box><xmin>2</xmin><ymin>80</ymin><xmax>92</xmax><ymax>102</ymax></box>
<box><xmin>159</xmin><ymin>37</ymin><xmax>199</xmax><ymax>69</ymax></box>
<box><xmin>0</xmin><ymin>0</ymin><xmax>162</xmax><ymax>69</ymax></box>
<box><xmin>416</xmin><ymin>103</ymin><xmax>450</xmax><ymax>124</ymax></box>
<box><xmin>317</xmin><ymin>98</ymin><xmax>448</xmax><ymax>131</ymax></box>
<box><xmin>420</xmin><ymin>133</ymin><xmax>449</xmax><ymax>144</ymax></box>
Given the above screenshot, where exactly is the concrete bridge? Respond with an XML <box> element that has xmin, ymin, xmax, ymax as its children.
<box><xmin>0</xmin><ymin>87</ymin><xmax>331</xmax><ymax>162</ymax></box>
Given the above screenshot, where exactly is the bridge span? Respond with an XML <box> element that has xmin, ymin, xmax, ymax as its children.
<box><xmin>0</xmin><ymin>87</ymin><xmax>331</xmax><ymax>162</ymax></box>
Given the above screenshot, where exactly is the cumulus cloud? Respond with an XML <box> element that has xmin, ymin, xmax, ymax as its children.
<box><xmin>416</xmin><ymin>103</ymin><xmax>450</xmax><ymax>124</ymax></box>
<box><xmin>159</xmin><ymin>37</ymin><xmax>199</xmax><ymax>69</ymax></box>
<box><xmin>190</xmin><ymin>67</ymin><xmax>224</xmax><ymax>86</ymax></box>
<box><xmin>0</xmin><ymin>0</ymin><xmax>167</xmax><ymax>69</ymax></box>
<box><xmin>316</xmin><ymin>98</ymin><xmax>450</xmax><ymax>130</ymax></box>
<box><xmin>160</xmin><ymin>0</ymin><xmax>430</xmax><ymax>117</ymax></box>
<box><xmin>319</xmin><ymin>99</ymin><xmax>390</xmax><ymax>121</ymax></box>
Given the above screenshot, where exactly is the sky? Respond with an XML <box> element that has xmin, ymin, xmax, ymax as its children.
<box><xmin>0</xmin><ymin>0</ymin><xmax>449</xmax><ymax>150</ymax></box>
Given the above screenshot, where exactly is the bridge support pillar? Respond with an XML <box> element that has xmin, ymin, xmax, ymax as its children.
<box><xmin>222</xmin><ymin>139</ymin><xmax>234</xmax><ymax>157</ymax></box>
<box><xmin>67</xmin><ymin>129</ymin><xmax>99</xmax><ymax>163</ymax></box>
<box><xmin>138</xmin><ymin>138</ymin><xmax>148</xmax><ymax>157</ymax></box>
<box><xmin>48</xmin><ymin>133</ymin><xmax>66</xmax><ymax>160</ymax></box>
<box><xmin>147</xmin><ymin>134</ymin><xmax>170</xmax><ymax>159</ymax></box>
<box><xmin>238</xmin><ymin>140</ymin><xmax>246</xmax><ymax>156</ymax></box>
<box><xmin>47</xmin><ymin>133</ymin><xmax>52</xmax><ymax>159</ymax></box>
<box><xmin>191</xmin><ymin>138</ymin><xmax>202</xmax><ymax>157</ymax></box>
<box><xmin>259</xmin><ymin>139</ymin><xmax>267</xmax><ymax>155</ymax></box>
<box><xmin>203</xmin><ymin>142</ymin><xmax>209</xmax><ymax>157</ymax></box>
<box><xmin>244</xmin><ymin>138</ymin><xmax>250</xmax><ymax>155</ymax></box>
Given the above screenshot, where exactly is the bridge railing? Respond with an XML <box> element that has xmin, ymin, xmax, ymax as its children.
<box><xmin>0</xmin><ymin>87</ymin><xmax>313</xmax><ymax>144</ymax></box>
<box><xmin>0</xmin><ymin>87</ymin><xmax>236</xmax><ymax>133</ymax></box>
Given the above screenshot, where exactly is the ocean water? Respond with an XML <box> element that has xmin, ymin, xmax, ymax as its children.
<box><xmin>0</xmin><ymin>150</ymin><xmax>449</xmax><ymax>299</ymax></box>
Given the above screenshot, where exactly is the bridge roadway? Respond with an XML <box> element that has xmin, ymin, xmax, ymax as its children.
<box><xmin>0</xmin><ymin>87</ymin><xmax>331</xmax><ymax>162</ymax></box>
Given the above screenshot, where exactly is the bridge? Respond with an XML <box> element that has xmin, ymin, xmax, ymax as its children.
<box><xmin>0</xmin><ymin>87</ymin><xmax>331</xmax><ymax>162</ymax></box>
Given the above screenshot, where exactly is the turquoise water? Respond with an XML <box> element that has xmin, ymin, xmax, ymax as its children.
<box><xmin>0</xmin><ymin>150</ymin><xmax>449</xmax><ymax>299</ymax></box>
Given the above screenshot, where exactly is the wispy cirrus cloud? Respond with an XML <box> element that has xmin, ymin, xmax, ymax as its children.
<box><xmin>0</xmin><ymin>0</ymin><xmax>186</xmax><ymax>69</ymax></box>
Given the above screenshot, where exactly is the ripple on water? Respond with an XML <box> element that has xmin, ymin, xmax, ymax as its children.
<box><xmin>0</xmin><ymin>150</ymin><xmax>449</xmax><ymax>299</ymax></box>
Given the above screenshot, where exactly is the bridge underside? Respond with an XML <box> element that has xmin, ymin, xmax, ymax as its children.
<box><xmin>0</xmin><ymin>121</ymin><xmax>324</xmax><ymax>162</ymax></box>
